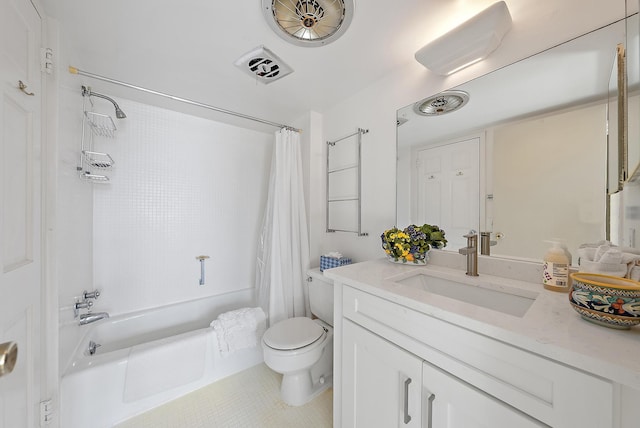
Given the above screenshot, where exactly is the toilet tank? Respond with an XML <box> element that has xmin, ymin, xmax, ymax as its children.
<box><xmin>307</xmin><ymin>269</ymin><xmax>334</xmax><ymax>326</ymax></box>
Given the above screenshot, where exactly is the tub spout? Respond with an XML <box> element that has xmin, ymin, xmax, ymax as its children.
<box><xmin>79</xmin><ymin>312</ymin><xmax>110</xmax><ymax>326</ymax></box>
<box><xmin>87</xmin><ymin>340</ymin><xmax>101</xmax><ymax>355</ymax></box>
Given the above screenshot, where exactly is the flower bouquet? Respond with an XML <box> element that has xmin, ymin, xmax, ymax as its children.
<box><xmin>381</xmin><ymin>224</ymin><xmax>447</xmax><ymax>264</ymax></box>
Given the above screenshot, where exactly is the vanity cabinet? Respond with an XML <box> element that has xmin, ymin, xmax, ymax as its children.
<box><xmin>340</xmin><ymin>284</ymin><xmax>615</xmax><ymax>428</ymax></box>
<box><xmin>343</xmin><ymin>319</ymin><xmax>543</xmax><ymax>427</ymax></box>
<box><xmin>343</xmin><ymin>319</ymin><xmax>423</xmax><ymax>426</ymax></box>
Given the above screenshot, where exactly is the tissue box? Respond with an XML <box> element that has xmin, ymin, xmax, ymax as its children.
<box><xmin>320</xmin><ymin>255</ymin><xmax>352</xmax><ymax>272</ymax></box>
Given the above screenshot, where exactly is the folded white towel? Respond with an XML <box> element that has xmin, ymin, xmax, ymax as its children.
<box><xmin>577</xmin><ymin>247</ymin><xmax>597</xmax><ymax>263</ymax></box>
<box><xmin>210</xmin><ymin>307</ymin><xmax>266</xmax><ymax>356</ymax></box>
<box><xmin>578</xmin><ymin>260</ymin><xmax>628</xmax><ymax>277</ymax></box>
<box><xmin>578</xmin><ymin>241</ymin><xmax>640</xmax><ymax>280</ymax></box>
<box><xmin>323</xmin><ymin>251</ymin><xmax>343</xmax><ymax>259</ymax></box>
<box><xmin>594</xmin><ymin>244</ymin><xmax>611</xmax><ymax>262</ymax></box>
<box><xmin>598</xmin><ymin>248</ymin><xmax>623</xmax><ymax>264</ymax></box>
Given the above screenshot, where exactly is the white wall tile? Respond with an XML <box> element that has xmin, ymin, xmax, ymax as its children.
<box><xmin>58</xmin><ymin>88</ymin><xmax>273</xmax><ymax>317</ymax></box>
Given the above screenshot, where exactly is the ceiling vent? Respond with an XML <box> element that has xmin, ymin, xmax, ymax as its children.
<box><xmin>414</xmin><ymin>91</ymin><xmax>470</xmax><ymax>116</ymax></box>
<box><xmin>234</xmin><ymin>46</ymin><xmax>294</xmax><ymax>84</ymax></box>
<box><xmin>262</xmin><ymin>0</ymin><xmax>354</xmax><ymax>47</ymax></box>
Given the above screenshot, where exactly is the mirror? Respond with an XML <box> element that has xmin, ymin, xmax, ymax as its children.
<box><xmin>397</xmin><ymin>15</ymin><xmax>639</xmax><ymax>263</ymax></box>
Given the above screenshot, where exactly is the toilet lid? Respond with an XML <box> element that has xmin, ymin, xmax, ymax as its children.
<box><xmin>263</xmin><ymin>317</ymin><xmax>325</xmax><ymax>350</ymax></box>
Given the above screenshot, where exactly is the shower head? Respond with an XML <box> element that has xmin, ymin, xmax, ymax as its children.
<box><xmin>82</xmin><ymin>86</ymin><xmax>126</xmax><ymax>119</ymax></box>
<box><xmin>114</xmin><ymin>106</ymin><xmax>126</xmax><ymax>119</ymax></box>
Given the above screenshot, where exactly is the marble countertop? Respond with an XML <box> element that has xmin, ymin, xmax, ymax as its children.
<box><xmin>323</xmin><ymin>258</ymin><xmax>640</xmax><ymax>389</ymax></box>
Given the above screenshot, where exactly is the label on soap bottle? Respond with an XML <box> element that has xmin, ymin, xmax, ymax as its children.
<box><xmin>543</xmin><ymin>261</ymin><xmax>569</xmax><ymax>290</ymax></box>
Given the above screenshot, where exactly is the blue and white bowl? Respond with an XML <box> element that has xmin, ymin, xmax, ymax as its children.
<box><xmin>569</xmin><ymin>273</ymin><xmax>640</xmax><ymax>329</ymax></box>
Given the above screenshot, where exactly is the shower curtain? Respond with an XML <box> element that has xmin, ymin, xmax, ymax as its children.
<box><xmin>256</xmin><ymin>128</ymin><xmax>310</xmax><ymax>326</ymax></box>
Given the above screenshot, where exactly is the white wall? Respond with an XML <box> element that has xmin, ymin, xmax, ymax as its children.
<box><xmin>311</xmin><ymin>3</ymin><xmax>631</xmax><ymax>264</ymax></box>
<box><xmin>57</xmin><ymin>85</ymin><xmax>273</xmax><ymax>320</ymax></box>
<box><xmin>491</xmin><ymin>104</ymin><xmax>607</xmax><ymax>261</ymax></box>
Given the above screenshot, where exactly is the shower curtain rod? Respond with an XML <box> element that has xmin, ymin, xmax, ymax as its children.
<box><xmin>68</xmin><ymin>66</ymin><xmax>301</xmax><ymax>133</ymax></box>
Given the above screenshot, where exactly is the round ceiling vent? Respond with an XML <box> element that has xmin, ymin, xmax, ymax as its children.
<box><xmin>414</xmin><ymin>90</ymin><xmax>470</xmax><ymax>116</ymax></box>
<box><xmin>262</xmin><ymin>0</ymin><xmax>354</xmax><ymax>47</ymax></box>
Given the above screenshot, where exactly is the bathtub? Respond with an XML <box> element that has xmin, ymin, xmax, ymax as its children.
<box><xmin>60</xmin><ymin>289</ymin><xmax>264</xmax><ymax>428</ymax></box>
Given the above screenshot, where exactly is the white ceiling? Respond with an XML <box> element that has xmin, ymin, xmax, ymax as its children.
<box><xmin>40</xmin><ymin>0</ymin><xmax>634</xmax><ymax>130</ymax></box>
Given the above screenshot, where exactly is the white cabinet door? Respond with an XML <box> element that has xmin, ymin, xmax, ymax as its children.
<box><xmin>342</xmin><ymin>320</ymin><xmax>422</xmax><ymax>428</ymax></box>
<box><xmin>423</xmin><ymin>361</ymin><xmax>546</xmax><ymax>428</ymax></box>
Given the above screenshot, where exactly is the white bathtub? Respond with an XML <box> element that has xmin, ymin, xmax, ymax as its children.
<box><xmin>60</xmin><ymin>289</ymin><xmax>264</xmax><ymax>428</ymax></box>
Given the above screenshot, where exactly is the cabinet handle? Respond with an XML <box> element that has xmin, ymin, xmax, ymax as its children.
<box><xmin>403</xmin><ymin>377</ymin><xmax>412</xmax><ymax>424</ymax></box>
<box><xmin>426</xmin><ymin>393</ymin><xmax>436</xmax><ymax>428</ymax></box>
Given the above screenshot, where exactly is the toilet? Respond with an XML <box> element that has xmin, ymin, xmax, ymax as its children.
<box><xmin>262</xmin><ymin>269</ymin><xmax>334</xmax><ymax>406</ymax></box>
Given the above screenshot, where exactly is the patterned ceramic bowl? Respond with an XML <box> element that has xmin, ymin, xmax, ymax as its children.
<box><xmin>569</xmin><ymin>273</ymin><xmax>640</xmax><ymax>329</ymax></box>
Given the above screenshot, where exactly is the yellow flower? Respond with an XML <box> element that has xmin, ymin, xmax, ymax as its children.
<box><xmin>406</xmin><ymin>253</ymin><xmax>414</xmax><ymax>261</ymax></box>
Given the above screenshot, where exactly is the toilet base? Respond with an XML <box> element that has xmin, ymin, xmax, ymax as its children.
<box><xmin>280</xmin><ymin>371</ymin><xmax>333</xmax><ymax>406</ymax></box>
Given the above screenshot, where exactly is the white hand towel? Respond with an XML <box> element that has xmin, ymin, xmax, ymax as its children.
<box><xmin>598</xmin><ymin>248</ymin><xmax>623</xmax><ymax>264</ymax></box>
<box><xmin>577</xmin><ymin>247</ymin><xmax>596</xmax><ymax>263</ymax></box>
<box><xmin>210</xmin><ymin>307</ymin><xmax>266</xmax><ymax>356</ymax></box>
<box><xmin>625</xmin><ymin>258</ymin><xmax>640</xmax><ymax>279</ymax></box>
<box><xmin>594</xmin><ymin>244</ymin><xmax>611</xmax><ymax>262</ymax></box>
<box><xmin>324</xmin><ymin>251</ymin><xmax>343</xmax><ymax>259</ymax></box>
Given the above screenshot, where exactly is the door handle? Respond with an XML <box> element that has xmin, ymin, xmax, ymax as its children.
<box><xmin>0</xmin><ymin>341</ymin><xmax>18</xmax><ymax>377</ymax></box>
<box><xmin>403</xmin><ymin>377</ymin><xmax>412</xmax><ymax>424</ymax></box>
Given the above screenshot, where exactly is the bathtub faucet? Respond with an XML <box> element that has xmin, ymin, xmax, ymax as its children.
<box><xmin>79</xmin><ymin>312</ymin><xmax>110</xmax><ymax>326</ymax></box>
<box><xmin>87</xmin><ymin>340</ymin><xmax>101</xmax><ymax>355</ymax></box>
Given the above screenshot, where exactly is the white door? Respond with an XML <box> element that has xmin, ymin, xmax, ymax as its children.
<box><xmin>423</xmin><ymin>361</ymin><xmax>546</xmax><ymax>428</ymax></box>
<box><xmin>416</xmin><ymin>138</ymin><xmax>479</xmax><ymax>250</ymax></box>
<box><xmin>342</xmin><ymin>320</ymin><xmax>423</xmax><ymax>427</ymax></box>
<box><xmin>0</xmin><ymin>0</ymin><xmax>43</xmax><ymax>426</ymax></box>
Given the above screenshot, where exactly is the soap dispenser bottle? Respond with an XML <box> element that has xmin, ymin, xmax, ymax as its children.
<box><xmin>552</xmin><ymin>237</ymin><xmax>572</xmax><ymax>265</ymax></box>
<box><xmin>543</xmin><ymin>241</ymin><xmax>570</xmax><ymax>292</ymax></box>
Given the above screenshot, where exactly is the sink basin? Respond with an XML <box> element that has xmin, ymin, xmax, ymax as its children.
<box><xmin>396</xmin><ymin>273</ymin><xmax>537</xmax><ymax>317</ymax></box>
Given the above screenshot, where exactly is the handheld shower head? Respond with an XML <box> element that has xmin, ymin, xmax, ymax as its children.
<box><xmin>82</xmin><ymin>86</ymin><xmax>127</xmax><ymax>119</ymax></box>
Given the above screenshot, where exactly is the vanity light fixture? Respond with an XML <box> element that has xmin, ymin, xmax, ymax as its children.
<box><xmin>415</xmin><ymin>1</ymin><xmax>512</xmax><ymax>75</ymax></box>
<box><xmin>262</xmin><ymin>0</ymin><xmax>354</xmax><ymax>47</ymax></box>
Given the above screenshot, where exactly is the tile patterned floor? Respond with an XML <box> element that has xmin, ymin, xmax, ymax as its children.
<box><xmin>115</xmin><ymin>363</ymin><xmax>333</xmax><ymax>428</ymax></box>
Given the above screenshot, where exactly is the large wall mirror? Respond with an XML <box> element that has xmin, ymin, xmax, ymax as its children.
<box><xmin>397</xmin><ymin>14</ymin><xmax>640</xmax><ymax>263</ymax></box>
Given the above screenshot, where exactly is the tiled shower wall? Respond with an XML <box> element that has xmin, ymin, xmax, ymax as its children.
<box><xmin>58</xmin><ymin>85</ymin><xmax>273</xmax><ymax>318</ymax></box>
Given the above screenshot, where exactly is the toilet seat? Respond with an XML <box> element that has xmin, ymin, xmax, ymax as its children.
<box><xmin>263</xmin><ymin>317</ymin><xmax>326</xmax><ymax>350</ymax></box>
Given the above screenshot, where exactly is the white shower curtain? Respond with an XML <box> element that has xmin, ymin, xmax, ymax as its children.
<box><xmin>256</xmin><ymin>128</ymin><xmax>310</xmax><ymax>326</ymax></box>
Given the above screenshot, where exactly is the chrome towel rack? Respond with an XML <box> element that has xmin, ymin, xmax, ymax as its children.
<box><xmin>326</xmin><ymin>128</ymin><xmax>368</xmax><ymax>237</ymax></box>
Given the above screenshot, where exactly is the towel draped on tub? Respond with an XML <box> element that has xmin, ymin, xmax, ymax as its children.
<box><xmin>210</xmin><ymin>307</ymin><xmax>266</xmax><ymax>356</ymax></box>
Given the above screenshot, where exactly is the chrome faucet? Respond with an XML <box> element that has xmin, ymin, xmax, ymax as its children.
<box><xmin>458</xmin><ymin>231</ymin><xmax>479</xmax><ymax>276</ymax></box>
<box><xmin>87</xmin><ymin>340</ymin><xmax>101</xmax><ymax>355</ymax></box>
<box><xmin>480</xmin><ymin>232</ymin><xmax>497</xmax><ymax>256</ymax></box>
<box><xmin>79</xmin><ymin>312</ymin><xmax>110</xmax><ymax>325</ymax></box>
